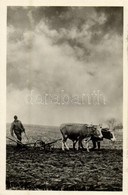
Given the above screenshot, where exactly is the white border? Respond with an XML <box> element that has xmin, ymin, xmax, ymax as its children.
<box><xmin>123</xmin><ymin>1</ymin><xmax>128</xmax><ymax>193</ymax></box>
<box><xmin>0</xmin><ymin>0</ymin><xmax>126</xmax><ymax>6</ymax></box>
<box><xmin>0</xmin><ymin>0</ymin><xmax>127</xmax><ymax>194</ymax></box>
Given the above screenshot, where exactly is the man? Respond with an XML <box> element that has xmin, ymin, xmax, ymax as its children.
<box><xmin>10</xmin><ymin>115</ymin><xmax>25</xmax><ymax>147</ymax></box>
<box><xmin>91</xmin><ymin>128</ymin><xmax>115</xmax><ymax>150</ymax></box>
<box><xmin>91</xmin><ymin>136</ymin><xmax>103</xmax><ymax>150</ymax></box>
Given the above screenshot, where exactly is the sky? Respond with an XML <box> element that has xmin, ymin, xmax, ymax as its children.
<box><xmin>7</xmin><ymin>7</ymin><xmax>123</xmax><ymax>126</ymax></box>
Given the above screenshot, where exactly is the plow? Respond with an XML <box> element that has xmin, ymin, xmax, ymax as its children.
<box><xmin>6</xmin><ymin>136</ymin><xmax>62</xmax><ymax>150</ymax></box>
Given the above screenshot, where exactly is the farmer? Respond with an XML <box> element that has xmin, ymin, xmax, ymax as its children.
<box><xmin>10</xmin><ymin>115</ymin><xmax>25</xmax><ymax>147</ymax></box>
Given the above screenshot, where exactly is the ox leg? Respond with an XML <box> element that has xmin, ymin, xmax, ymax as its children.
<box><xmin>62</xmin><ymin>137</ymin><xmax>69</xmax><ymax>150</ymax></box>
<box><xmin>97</xmin><ymin>141</ymin><xmax>101</xmax><ymax>150</ymax></box>
<box><xmin>64</xmin><ymin>141</ymin><xmax>69</xmax><ymax>150</ymax></box>
<box><xmin>62</xmin><ymin>139</ymin><xmax>65</xmax><ymax>151</ymax></box>
<box><xmin>78</xmin><ymin>139</ymin><xmax>82</xmax><ymax>150</ymax></box>
<box><xmin>86</xmin><ymin>137</ymin><xmax>91</xmax><ymax>152</ymax></box>
<box><xmin>78</xmin><ymin>140</ymin><xmax>84</xmax><ymax>150</ymax></box>
<box><xmin>86</xmin><ymin>142</ymin><xmax>89</xmax><ymax>152</ymax></box>
<box><xmin>73</xmin><ymin>141</ymin><xmax>75</xmax><ymax>150</ymax></box>
<box><xmin>73</xmin><ymin>140</ymin><xmax>77</xmax><ymax>150</ymax></box>
<box><xmin>91</xmin><ymin>139</ymin><xmax>96</xmax><ymax>150</ymax></box>
<box><xmin>80</xmin><ymin>140</ymin><xmax>85</xmax><ymax>150</ymax></box>
<box><xmin>62</xmin><ymin>137</ymin><xmax>67</xmax><ymax>150</ymax></box>
<box><xmin>78</xmin><ymin>140</ymin><xmax>81</xmax><ymax>150</ymax></box>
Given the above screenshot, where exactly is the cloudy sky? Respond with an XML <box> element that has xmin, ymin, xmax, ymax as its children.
<box><xmin>7</xmin><ymin>7</ymin><xmax>123</xmax><ymax>126</ymax></box>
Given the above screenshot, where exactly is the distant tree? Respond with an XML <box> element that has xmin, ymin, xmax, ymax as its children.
<box><xmin>115</xmin><ymin>122</ymin><xmax>123</xmax><ymax>130</ymax></box>
<box><xmin>106</xmin><ymin>118</ymin><xmax>117</xmax><ymax>130</ymax></box>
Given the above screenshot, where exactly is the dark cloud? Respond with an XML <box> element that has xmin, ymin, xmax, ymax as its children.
<box><xmin>30</xmin><ymin>7</ymin><xmax>93</xmax><ymax>30</ymax></box>
<box><xmin>7</xmin><ymin>7</ymin><xmax>123</xmax><ymax>34</ymax></box>
<box><xmin>7</xmin><ymin>7</ymin><xmax>32</xmax><ymax>29</ymax></box>
<box><xmin>7</xmin><ymin>7</ymin><xmax>123</xmax><ymax>51</ymax></box>
<box><xmin>95</xmin><ymin>7</ymin><xmax>123</xmax><ymax>35</ymax></box>
<box><xmin>31</xmin><ymin>6</ymin><xmax>70</xmax><ymax>27</ymax></box>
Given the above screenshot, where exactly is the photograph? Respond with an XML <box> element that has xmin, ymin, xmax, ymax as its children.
<box><xmin>6</xmin><ymin>6</ymin><xmax>123</xmax><ymax>191</ymax></box>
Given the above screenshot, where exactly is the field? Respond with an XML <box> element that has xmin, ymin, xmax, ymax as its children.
<box><xmin>6</xmin><ymin>124</ymin><xmax>123</xmax><ymax>191</ymax></box>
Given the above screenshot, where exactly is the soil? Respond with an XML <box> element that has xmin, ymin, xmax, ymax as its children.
<box><xmin>6</xmin><ymin>146</ymin><xmax>122</xmax><ymax>191</ymax></box>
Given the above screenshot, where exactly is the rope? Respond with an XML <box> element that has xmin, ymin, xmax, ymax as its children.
<box><xmin>45</xmin><ymin>138</ymin><xmax>62</xmax><ymax>146</ymax></box>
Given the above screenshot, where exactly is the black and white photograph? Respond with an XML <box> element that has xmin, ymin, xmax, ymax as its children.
<box><xmin>5</xmin><ymin>4</ymin><xmax>124</xmax><ymax>191</ymax></box>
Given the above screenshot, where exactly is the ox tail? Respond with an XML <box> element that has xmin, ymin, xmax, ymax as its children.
<box><xmin>60</xmin><ymin>127</ymin><xmax>68</xmax><ymax>142</ymax></box>
<box><xmin>60</xmin><ymin>126</ymin><xmax>69</xmax><ymax>150</ymax></box>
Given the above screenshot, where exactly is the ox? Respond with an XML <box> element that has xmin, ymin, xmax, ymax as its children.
<box><xmin>60</xmin><ymin>123</ymin><xmax>103</xmax><ymax>152</ymax></box>
<box><xmin>91</xmin><ymin>128</ymin><xmax>116</xmax><ymax>150</ymax></box>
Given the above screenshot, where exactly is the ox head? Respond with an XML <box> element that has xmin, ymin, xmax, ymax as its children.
<box><xmin>91</xmin><ymin>124</ymin><xmax>103</xmax><ymax>139</ymax></box>
<box><xmin>101</xmin><ymin>128</ymin><xmax>116</xmax><ymax>141</ymax></box>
